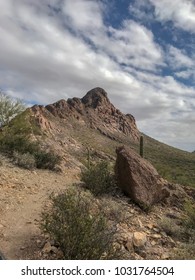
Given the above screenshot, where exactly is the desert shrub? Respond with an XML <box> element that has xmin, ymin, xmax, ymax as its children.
<box><xmin>158</xmin><ymin>217</ymin><xmax>182</xmax><ymax>238</ymax></box>
<box><xmin>0</xmin><ymin>133</ymin><xmax>61</xmax><ymax>170</ymax></box>
<box><xmin>183</xmin><ymin>200</ymin><xmax>195</xmax><ymax>230</ymax></box>
<box><xmin>13</xmin><ymin>151</ymin><xmax>36</xmax><ymax>170</ymax></box>
<box><xmin>98</xmin><ymin>196</ymin><xmax>130</xmax><ymax>223</ymax></box>
<box><xmin>0</xmin><ymin>91</ymin><xmax>26</xmax><ymax>126</ymax></box>
<box><xmin>34</xmin><ymin>150</ymin><xmax>61</xmax><ymax>170</ymax></box>
<box><xmin>41</xmin><ymin>188</ymin><xmax>118</xmax><ymax>260</ymax></box>
<box><xmin>172</xmin><ymin>241</ymin><xmax>195</xmax><ymax>260</ymax></box>
<box><xmin>81</xmin><ymin>161</ymin><xmax>117</xmax><ymax>196</ymax></box>
<box><xmin>0</xmin><ymin>134</ymin><xmax>38</xmax><ymax>155</ymax></box>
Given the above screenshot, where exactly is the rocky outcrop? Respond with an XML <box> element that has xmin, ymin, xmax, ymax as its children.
<box><xmin>44</xmin><ymin>87</ymin><xmax>140</xmax><ymax>141</ymax></box>
<box><xmin>115</xmin><ymin>146</ymin><xmax>170</xmax><ymax>209</ymax></box>
<box><xmin>132</xmin><ymin>232</ymin><xmax>147</xmax><ymax>248</ymax></box>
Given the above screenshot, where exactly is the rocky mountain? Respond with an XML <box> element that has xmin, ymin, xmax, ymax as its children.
<box><xmin>31</xmin><ymin>87</ymin><xmax>139</xmax><ymax>141</ymax></box>
<box><xmin>22</xmin><ymin>87</ymin><xmax>140</xmax><ymax>170</ymax></box>
<box><xmin>0</xmin><ymin>87</ymin><xmax>195</xmax><ymax>260</ymax></box>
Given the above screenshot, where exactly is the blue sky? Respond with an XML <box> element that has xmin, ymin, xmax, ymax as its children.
<box><xmin>0</xmin><ymin>0</ymin><xmax>194</xmax><ymax>151</ymax></box>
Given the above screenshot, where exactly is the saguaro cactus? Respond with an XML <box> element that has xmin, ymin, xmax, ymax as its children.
<box><xmin>87</xmin><ymin>146</ymin><xmax>90</xmax><ymax>169</ymax></box>
<box><xmin>140</xmin><ymin>135</ymin><xmax>144</xmax><ymax>158</ymax></box>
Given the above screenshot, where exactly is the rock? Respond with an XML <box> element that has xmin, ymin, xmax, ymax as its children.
<box><xmin>167</xmin><ymin>237</ymin><xmax>176</xmax><ymax>247</ymax></box>
<box><xmin>115</xmin><ymin>146</ymin><xmax>170</xmax><ymax>209</ymax></box>
<box><xmin>45</xmin><ymin>87</ymin><xmax>140</xmax><ymax>141</ymax></box>
<box><xmin>161</xmin><ymin>253</ymin><xmax>169</xmax><ymax>259</ymax></box>
<box><xmin>125</xmin><ymin>240</ymin><xmax>133</xmax><ymax>252</ymax></box>
<box><xmin>132</xmin><ymin>232</ymin><xmax>147</xmax><ymax>248</ymax></box>
<box><xmin>152</xmin><ymin>234</ymin><xmax>162</xmax><ymax>239</ymax></box>
<box><xmin>42</xmin><ymin>242</ymin><xmax>52</xmax><ymax>253</ymax></box>
<box><xmin>146</xmin><ymin>223</ymin><xmax>154</xmax><ymax>230</ymax></box>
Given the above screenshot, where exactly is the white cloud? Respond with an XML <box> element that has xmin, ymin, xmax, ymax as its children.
<box><xmin>104</xmin><ymin>20</ymin><xmax>164</xmax><ymax>71</ymax></box>
<box><xmin>175</xmin><ymin>69</ymin><xmax>195</xmax><ymax>81</ymax></box>
<box><xmin>62</xmin><ymin>0</ymin><xmax>104</xmax><ymax>31</ymax></box>
<box><xmin>0</xmin><ymin>0</ymin><xmax>194</xmax><ymax>151</ymax></box>
<box><xmin>167</xmin><ymin>45</ymin><xmax>194</xmax><ymax>69</ymax></box>
<box><xmin>149</xmin><ymin>0</ymin><xmax>195</xmax><ymax>33</ymax></box>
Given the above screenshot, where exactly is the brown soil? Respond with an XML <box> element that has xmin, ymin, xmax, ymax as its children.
<box><xmin>0</xmin><ymin>155</ymin><xmax>79</xmax><ymax>259</ymax></box>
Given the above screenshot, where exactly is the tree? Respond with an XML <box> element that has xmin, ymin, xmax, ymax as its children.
<box><xmin>0</xmin><ymin>91</ymin><xmax>26</xmax><ymax>127</ymax></box>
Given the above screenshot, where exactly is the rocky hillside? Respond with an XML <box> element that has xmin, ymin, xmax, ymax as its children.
<box><xmin>32</xmin><ymin>87</ymin><xmax>139</xmax><ymax>141</ymax></box>
<box><xmin>1</xmin><ymin>86</ymin><xmax>194</xmax><ymax>182</ymax></box>
<box><xmin>12</xmin><ymin>87</ymin><xmax>138</xmax><ymax>171</ymax></box>
<box><xmin>0</xmin><ymin>87</ymin><xmax>195</xmax><ymax>260</ymax></box>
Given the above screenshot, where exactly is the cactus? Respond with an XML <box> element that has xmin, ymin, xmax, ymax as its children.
<box><xmin>87</xmin><ymin>146</ymin><xmax>90</xmax><ymax>169</ymax></box>
<box><xmin>140</xmin><ymin>135</ymin><xmax>144</xmax><ymax>158</ymax></box>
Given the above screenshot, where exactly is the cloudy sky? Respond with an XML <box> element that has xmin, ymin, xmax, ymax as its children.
<box><xmin>0</xmin><ymin>0</ymin><xmax>195</xmax><ymax>152</ymax></box>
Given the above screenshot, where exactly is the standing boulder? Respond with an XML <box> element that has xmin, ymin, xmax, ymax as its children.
<box><xmin>115</xmin><ymin>146</ymin><xmax>169</xmax><ymax>209</ymax></box>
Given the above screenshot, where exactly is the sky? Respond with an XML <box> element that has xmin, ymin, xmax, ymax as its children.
<box><xmin>0</xmin><ymin>0</ymin><xmax>195</xmax><ymax>152</ymax></box>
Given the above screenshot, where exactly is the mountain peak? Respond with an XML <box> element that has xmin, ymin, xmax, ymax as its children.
<box><xmin>36</xmin><ymin>87</ymin><xmax>140</xmax><ymax>141</ymax></box>
<box><xmin>81</xmin><ymin>87</ymin><xmax>109</xmax><ymax>108</ymax></box>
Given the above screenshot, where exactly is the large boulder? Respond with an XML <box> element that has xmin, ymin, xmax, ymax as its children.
<box><xmin>115</xmin><ymin>146</ymin><xmax>169</xmax><ymax>209</ymax></box>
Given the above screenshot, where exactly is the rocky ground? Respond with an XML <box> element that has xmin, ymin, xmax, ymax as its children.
<box><xmin>0</xmin><ymin>154</ymin><xmax>192</xmax><ymax>260</ymax></box>
<box><xmin>0</xmin><ymin>154</ymin><xmax>79</xmax><ymax>259</ymax></box>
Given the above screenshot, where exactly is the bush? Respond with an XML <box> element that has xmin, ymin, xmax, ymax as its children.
<box><xmin>13</xmin><ymin>151</ymin><xmax>36</xmax><ymax>170</ymax></box>
<box><xmin>0</xmin><ymin>91</ymin><xmax>26</xmax><ymax>126</ymax></box>
<box><xmin>41</xmin><ymin>188</ymin><xmax>117</xmax><ymax>260</ymax></box>
<box><xmin>183</xmin><ymin>200</ymin><xmax>195</xmax><ymax>230</ymax></box>
<box><xmin>34</xmin><ymin>150</ymin><xmax>61</xmax><ymax>170</ymax></box>
<box><xmin>0</xmin><ymin>134</ymin><xmax>38</xmax><ymax>155</ymax></box>
<box><xmin>172</xmin><ymin>241</ymin><xmax>195</xmax><ymax>260</ymax></box>
<box><xmin>81</xmin><ymin>161</ymin><xmax>117</xmax><ymax>196</ymax></box>
<box><xmin>158</xmin><ymin>217</ymin><xmax>182</xmax><ymax>238</ymax></box>
<box><xmin>0</xmin><ymin>133</ymin><xmax>61</xmax><ymax>170</ymax></box>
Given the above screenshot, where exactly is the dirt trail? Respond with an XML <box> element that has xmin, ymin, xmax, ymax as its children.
<box><xmin>0</xmin><ymin>156</ymin><xmax>79</xmax><ymax>259</ymax></box>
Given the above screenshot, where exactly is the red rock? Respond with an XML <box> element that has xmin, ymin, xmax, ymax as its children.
<box><xmin>115</xmin><ymin>146</ymin><xmax>170</xmax><ymax>209</ymax></box>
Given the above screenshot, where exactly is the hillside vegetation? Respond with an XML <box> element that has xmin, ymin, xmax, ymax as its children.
<box><xmin>0</xmin><ymin>98</ymin><xmax>194</xmax><ymax>188</ymax></box>
<box><xmin>0</xmin><ymin>87</ymin><xmax>195</xmax><ymax>260</ymax></box>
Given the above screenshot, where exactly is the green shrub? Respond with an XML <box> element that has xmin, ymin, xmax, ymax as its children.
<box><xmin>41</xmin><ymin>188</ymin><xmax>117</xmax><ymax>260</ymax></box>
<box><xmin>34</xmin><ymin>150</ymin><xmax>61</xmax><ymax>170</ymax></box>
<box><xmin>158</xmin><ymin>217</ymin><xmax>182</xmax><ymax>238</ymax></box>
<box><xmin>81</xmin><ymin>161</ymin><xmax>117</xmax><ymax>196</ymax></box>
<box><xmin>183</xmin><ymin>200</ymin><xmax>195</xmax><ymax>230</ymax></box>
<box><xmin>0</xmin><ymin>133</ymin><xmax>61</xmax><ymax>170</ymax></box>
<box><xmin>0</xmin><ymin>134</ymin><xmax>38</xmax><ymax>155</ymax></box>
<box><xmin>13</xmin><ymin>151</ymin><xmax>36</xmax><ymax>170</ymax></box>
<box><xmin>172</xmin><ymin>241</ymin><xmax>195</xmax><ymax>259</ymax></box>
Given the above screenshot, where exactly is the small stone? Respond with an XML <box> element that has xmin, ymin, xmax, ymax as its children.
<box><xmin>153</xmin><ymin>227</ymin><xmax>160</xmax><ymax>232</ymax></box>
<box><xmin>133</xmin><ymin>232</ymin><xmax>147</xmax><ymax>248</ymax></box>
<box><xmin>146</xmin><ymin>223</ymin><xmax>154</xmax><ymax>230</ymax></box>
<box><xmin>50</xmin><ymin>246</ymin><xmax>58</xmax><ymax>254</ymax></box>
<box><xmin>151</xmin><ymin>240</ymin><xmax>157</xmax><ymax>246</ymax></box>
<box><xmin>161</xmin><ymin>253</ymin><xmax>169</xmax><ymax>259</ymax></box>
<box><xmin>152</xmin><ymin>234</ymin><xmax>161</xmax><ymax>239</ymax></box>
<box><xmin>125</xmin><ymin>240</ymin><xmax>133</xmax><ymax>252</ymax></box>
<box><xmin>161</xmin><ymin>231</ymin><xmax>167</xmax><ymax>237</ymax></box>
<box><xmin>42</xmin><ymin>242</ymin><xmax>52</xmax><ymax>253</ymax></box>
<box><xmin>167</xmin><ymin>237</ymin><xmax>176</xmax><ymax>247</ymax></box>
<box><xmin>137</xmin><ymin>218</ymin><xmax>143</xmax><ymax>228</ymax></box>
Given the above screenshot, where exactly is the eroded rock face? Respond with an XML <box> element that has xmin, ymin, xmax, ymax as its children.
<box><xmin>115</xmin><ymin>146</ymin><xmax>170</xmax><ymax>209</ymax></box>
<box><xmin>44</xmin><ymin>87</ymin><xmax>140</xmax><ymax>141</ymax></box>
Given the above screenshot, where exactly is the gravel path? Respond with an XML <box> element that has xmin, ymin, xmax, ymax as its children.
<box><xmin>0</xmin><ymin>155</ymin><xmax>78</xmax><ymax>259</ymax></box>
